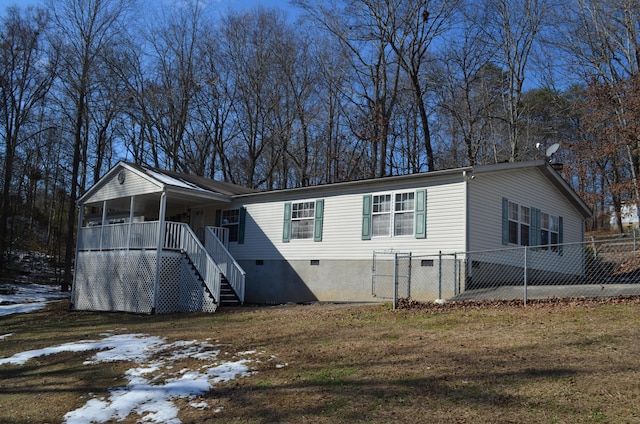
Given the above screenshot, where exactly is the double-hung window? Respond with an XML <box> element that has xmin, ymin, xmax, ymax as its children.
<box><xmin>362</xmin><ymin>190</ymin><xmax>426</xmax><ymax>240</ymax></box>
<box><xmin>503</xmin><ymin>198</ymin><xmax>562</xmax><ymax>251</ymax></box>
<box><xmin>394</xmin><ymin>192</ymin><xmax>415</xmax><ymax>236</ymax></box>
<box><xmin>216</xmin><ymin>207</ymin><xmax>246</xmax><ymax>244</ymax></box>
<box><xmin>283</xmin><ymin>199</ymin><xmax>324</xmax><ymax>242</ymax></box>
<box><xmin>291</xmin><ymin>201</ymin><xmax>315</xmax><ymax>240</ymax></box>
<box><xmin>221</xmin><ymin>209</ymin><xmax>240</xmax><ymax>242</ymax></box>
<box><xmin>508</xmin><ymin>202</ymin><xmax>530</xmax><ymax>246</ymax></box>
<box><xmin>372</xmin><ymin>194</ymin><xmax>392</xmax><ymax>237</ymax></box>
<box><xmin>541</xmin><ymin>213</ymin><xmax>559</xmax><ymax>251</ymax></box>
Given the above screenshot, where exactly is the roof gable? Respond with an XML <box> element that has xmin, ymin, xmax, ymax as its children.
<box><xmin>79</xmin><ymin>162</ymin><xmax>164</xmax><ymax>205</ymax></box>
<box><xmin>472</xmin><ymin>161</ymin><xmax>591</xmax><ymax>218</ymax></box>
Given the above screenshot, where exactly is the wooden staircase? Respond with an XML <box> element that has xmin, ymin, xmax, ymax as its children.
<box><xmin>219</xmin><ymin>278</ymin><xmax>241</xmax><ymax>306</ymax></box>
<box><xmin>183</xmin><ymin>251</ymin><xmax>241</xmax><ymax>307</ymax></box>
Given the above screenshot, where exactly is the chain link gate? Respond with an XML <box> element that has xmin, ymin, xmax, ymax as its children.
<box><xmin>372</xmin><ymin>251</ymin><xmax>412</xmax><ymax>308</ymax></box>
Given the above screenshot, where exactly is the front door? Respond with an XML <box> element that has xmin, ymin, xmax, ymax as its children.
<box><xmin>191</xmin><ymin>208</ymin><xmax>205</xmax><ymax>242</ymax></box>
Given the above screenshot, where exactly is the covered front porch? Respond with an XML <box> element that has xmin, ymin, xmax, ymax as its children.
<box><xmin>70</xmin><ymin>162</ymin><xmax>251</xmax><ymax>314</ymax></box>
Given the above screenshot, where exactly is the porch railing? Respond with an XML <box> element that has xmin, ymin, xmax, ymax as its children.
<box><xmin>179</xmin><ymin>225</ymin><xmax>222</xmax><ymax>305</ymax></box>
<box><xmin>78</xmin><ymin>221</ymin><xmax>160</xmax><ymax>251</ymax></box>
<box><xmin>77</xmin><ymin>221</ymin><xmax>223</xmax><ymax>304</ymax></box>
<box><xmin>205</xmin><ymin>226</ymin><xmax>246</xmax><ymax>303</ymax></box>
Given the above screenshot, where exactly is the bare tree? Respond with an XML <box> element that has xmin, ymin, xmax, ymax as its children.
<box><xmin>476</xmin><ymin>0</ymin><xmax>547</xmax><ymax>162</ymax></box>
<box><xmin>311</xmin><ymin>31</ymin><xmax>364</xmax><ymax>183</ymax></box>
<box><xmin>0</xmin><ymin>6</ymin><xmax>56</xmax><ymax>270</ymax></box>
<box><xmin>218</xmin><ymin>7</ymin><xmax>295</xmax><ymax>189</ymax></box>
<box><xmin>49</xmin><ymin>0</ymin><xmax>135</xmax><ymax>291</ymax></box>
<box><xmin>382</xmin><ymin>0</ymin><xmax>462</xmax><ymax>172</ymax></box>
<box><xmin>296</xmin><ymin>0</ymin><xmax>403</xmax><ymax>178</ymax></box>
<box><xmin>436</xmin><ymin>17</ymin><xmax>502</xmax><ymax>166</ymax></box>
<box><xmin>553</xmin><ymin>0</ymin><xmax>640</xmax><ymax>229</ymax></box>
<box><xmin>142</xmin><ymin>2</ymin><xmax>205</xmax><ymax>173</ymax></box>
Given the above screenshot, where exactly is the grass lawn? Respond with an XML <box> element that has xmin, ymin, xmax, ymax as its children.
<box><xmin>1</xmin><ymin>299</ymin><xmax>640</xmax><ymax>423</ymax></box>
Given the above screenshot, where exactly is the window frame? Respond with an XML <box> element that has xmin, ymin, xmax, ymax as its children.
<box><xmin>221</xmin><ymin>209</ymin><xmax>240</xmax><ymax>243</ymax></box>
<box><xmin>289</xmin><ymin>201</ymin><xmax>316</xmax><ymax>240</ymax></box>
<box><xmin>541</xmin><ymin>212</ymin><xmax>560</xmax><ymax>251</ymax></box>
<box><xmin>371</xmin><ymin>193</ymin><xmax>392</xmax><ymax>237</ymax></box>
<box><xmin>507</xmin><ymin>201</ymin><xmax>530</xmax><ymax>246</ymax></box>
<box><xmin>503</xmin><ymin>198</ymin><xmax>562</xmax><ymax>251</ymax></box>
<box><xmin>371</xmin><ymin>190</ymin><xmax>416</xmax><ymax>238</ymax></box>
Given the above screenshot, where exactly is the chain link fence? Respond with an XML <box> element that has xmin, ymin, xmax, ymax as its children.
<box><xmin>373</xmin><ymin>235</ymin><xmax>640</xmax><ymax>307</ymax></box>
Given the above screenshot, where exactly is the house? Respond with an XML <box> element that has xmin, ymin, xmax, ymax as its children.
<box><xmin>71</xmin><ymin>160</ymin><xmax>592</xmax><ymax>314</ymax></box>
<box><xmin>609</xmin><ymin>203</ymin><xmax>639</xmax><ymax>231</ymax></box>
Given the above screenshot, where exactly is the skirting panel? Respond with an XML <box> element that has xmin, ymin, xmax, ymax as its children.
<box><xmin>155</xmin><ymin>253</ymin><xmax>217</xmax><ymax>313</ymax></box>
<box><xmin>73</xmin><ymin>250</ymin><xmax>217</xmax><ymax>314</ymax></box>
<box><xmin>73</xmin><ymin>250</ymin><xmax>155</xmax><ymax>313</ymax></box>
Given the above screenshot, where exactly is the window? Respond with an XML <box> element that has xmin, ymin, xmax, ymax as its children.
<box><xmin>221</xmin><ymin>209</ymin><xmax>239</xmax><ymax>242</ymax></box>
<box><xmin>283</xmin><ymin>200</ymin><xmax>324</xmax><ymax>242</ymax></box>
<box><xmin>370</xmin><ymin>191</ymin><xmax>415</xmax><ymax>238</ymax></box>
<box><xmin>215</xmin><ymin>207</ymin><xmax>246</xmax><ymax>244</ymax></box>
<box><xmin>291</xmin><ymin>201</ymin><xmax>315</xmax><ymax>239</ymax></box>
<box><xmin>508</xmin><ymin>202</ymin><xmax>529</xmax><ymax>246</ymax></box>
<box><xmin>520</xmin><ymin>206</ymin><xmax>530</xmax><ymax>246</ymax></box>
<box><xmin>502</xmin><ymin>198</ymin><xmax>562</xmax><ymax>251</ymax></box>
<box><xmin>372</xmin><ymin>194</ymin><xmax>391</xmax><ymax>237</ymax></box>
<box><xmin>541</xmin><ymin>213</ymin><xmax>559</xmax><ymax>251</ymax></box>
<box><xmin>394</xmin><ymin>192</ymin><xmax>415</xmax><ymax>236</ymax></box>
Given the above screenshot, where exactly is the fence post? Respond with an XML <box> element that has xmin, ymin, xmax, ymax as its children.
<box><xmin>523</xmin><ymin>246</ymin><xmax>528</xmax><ymax>307</ymax></box>
<box><xmin>453</xmin><ymin>252</ymin><xmax>458</xmax><ymax>296</ymax></box>
<box><xmin>393</xmin><ymin>253</ymin><xmax>398</xmax><ymax>310</ymax></box>
<box><xmin>438</xmin><ymin>250</ymin><xmax>443</xmax><ymax>301</ymax></box>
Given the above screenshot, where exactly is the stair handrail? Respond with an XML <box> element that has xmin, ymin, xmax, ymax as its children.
<box><xmin>205</xmin><ymin>226</ymin><xmax>246</xmax><ymax>303</ymax></box>
<box><xmin>167</xmin><ymin>222</ymin><xmax>222</xmax><ymax>305</ymax></box>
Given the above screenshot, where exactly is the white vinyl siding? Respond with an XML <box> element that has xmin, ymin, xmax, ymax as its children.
<box><xmin>82</xmin><ymin>168</ymin><xmax>162</xmax><ymax>204</ymax></box>
<box><xmin>229</xmin><ymin>178</ymin><xmax>467</xmax><ymax>261</ymax></box>
<box><xmin>469</xmin><ymin>168</ymin><xmax>583</xmax><ymax>252</ymax></box>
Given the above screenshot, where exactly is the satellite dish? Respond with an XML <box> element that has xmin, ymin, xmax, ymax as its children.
<box><xmin>546</xmin><ymin>143</ymin><xmax>560</xmax><ymax>158</ymax></box>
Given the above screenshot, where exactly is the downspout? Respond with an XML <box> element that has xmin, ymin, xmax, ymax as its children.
<box><xmin>153</xmin><ymin>191</ymin><xmax>167</xmax><ymax>314</ymax></box>
<box><xmin>463</xmin><ymin>171</ymin><xmax>471</xmax><ymax>253</ymax></box>
<box><xmin>463</xmin><ymin>170</ymin><xmax>472</xmax><ymax>292</ymax></box>
<box><xmin>70</xmin><ymin>203</ymin><xmax>84</xmax><ymax>309</ymax></box>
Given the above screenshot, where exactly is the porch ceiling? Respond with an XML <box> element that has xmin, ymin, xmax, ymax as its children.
<box><xmin>83</xmin><ymin>189</ymin><xmax>230</xmax><ymax>213</ymax></box>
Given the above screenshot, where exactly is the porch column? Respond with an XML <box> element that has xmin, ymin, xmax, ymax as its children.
<box><xmin>100</xmin><ymin>200</ymin><xmax>107</xmax><ymax>250</ymax></box>
<box><xmin>126</xmin><ymin>196</ymin><xmax>136</xmax><ymax>250</ymax></box>
<box><xmin>153</xmin><ymin>191</ymin><xmax>167</xmax><ymax>313</ymax></box>
<box><xmin>70</xmin><ymin>203</ymin><xmax>85</xmax><ymax>304</ymax></box>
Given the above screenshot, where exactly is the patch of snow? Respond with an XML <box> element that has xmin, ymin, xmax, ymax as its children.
<box><xmin>0</xmin><ymin>283</ymin><xmax>68</xmax><ymax>317</ymax></box>
<box><xmin>189</xmin><ymin>401</ymin><xmax>209</xmax><ymax>409</ymax></box>
<box><xmin>0</xmin><ymin>332</ymin><xmax>259</xmax><ymax>423</ymax></box>
<box><xmin>0</xmin><ymin>302</ymin><xmax>45</xmax><ymax>316</ymax></box>
<box><xmin>0</xmin><ymin>284</ymin><xmax>288</xmax><ymax>423</ymax></box>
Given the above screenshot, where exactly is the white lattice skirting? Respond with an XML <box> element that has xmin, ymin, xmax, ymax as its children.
<box><xmin>72</xmin><ymin>250</ymin><xmax>217</xmax><ymax>314</ymax></box>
